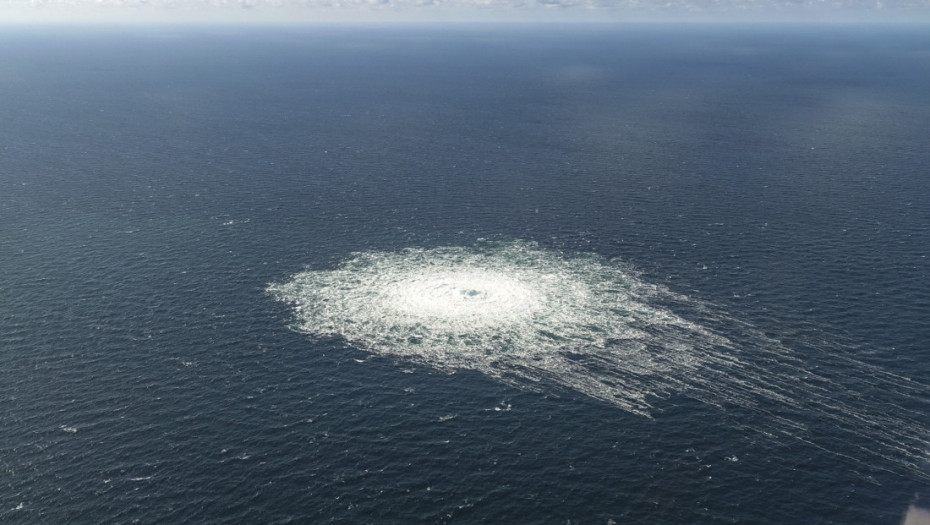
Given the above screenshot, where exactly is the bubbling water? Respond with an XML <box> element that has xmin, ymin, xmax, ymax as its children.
<box><xmin>268</xmin><ymin>240</ymin><xmax>678</xmax><ymax>414</ymax></box>
<box><xmin>269</xmin><ymin>239</ymin><xmax>929</xmax><ymax>478</ymax></box>
<box><xmin>383</xmin><ymin>270</ymin><xmax>543</xmax><ymax>324</ymax></box>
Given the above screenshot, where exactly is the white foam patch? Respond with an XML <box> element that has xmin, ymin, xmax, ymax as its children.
<box><xmin>269</xmin><ymin>240</ymin><xmax>929</xmax><ymax>479</ymax></box>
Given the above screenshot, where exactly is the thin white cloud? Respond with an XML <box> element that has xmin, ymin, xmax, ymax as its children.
<box><xmin>1</xmin><ymin>0</ymin><xmax>929</xmax><ymax>23</ymax></box>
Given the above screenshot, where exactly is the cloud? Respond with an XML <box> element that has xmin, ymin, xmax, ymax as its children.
<box><xmin>2</xmin><ymin>0</ymin><xmax>929</xmax><ymax>22</ymax></box>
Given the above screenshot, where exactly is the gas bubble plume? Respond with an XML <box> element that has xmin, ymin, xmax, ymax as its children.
<box><xmin>269</xmin><ymin>240</ymin><xmax>929</xmax><ymax>478</ymax></box>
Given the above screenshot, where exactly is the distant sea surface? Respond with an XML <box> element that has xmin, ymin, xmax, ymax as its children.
<box><xmin>2</xmin><ymin>25</ymin><xmax>929</xmax><ymax>523</ymax></box>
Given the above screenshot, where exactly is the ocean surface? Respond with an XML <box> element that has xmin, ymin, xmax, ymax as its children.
<box><xmin>2</xmin><ymin>24</ymin><xmax>929</xmax><ymax>523</ymax></box>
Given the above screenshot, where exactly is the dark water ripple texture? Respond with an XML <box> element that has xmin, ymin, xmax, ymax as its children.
<box><xmin>2</xmin><ymin>25</ymin><xmax>930</xmax><ymax>524</ymax></box>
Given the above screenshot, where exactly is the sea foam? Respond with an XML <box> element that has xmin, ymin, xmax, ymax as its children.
<box><xmin>269</xmin><ymin>239</ymin><xmax>929</xmax><ymax>478</ymax></box>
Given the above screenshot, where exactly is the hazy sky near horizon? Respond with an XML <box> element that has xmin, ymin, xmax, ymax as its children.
<box><xmin>2</xmin><ymin>0</ymin><xmax>929</xmax><ymax>24</ymax></box>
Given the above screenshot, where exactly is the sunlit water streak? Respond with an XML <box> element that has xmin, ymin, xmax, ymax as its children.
<box><xmin>269</xmin><ymin>240</ymin><xmax>929</xmax><ymax>479</ymax></box>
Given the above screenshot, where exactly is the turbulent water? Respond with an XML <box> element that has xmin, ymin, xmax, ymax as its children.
<box><xmin>4</xmin><ymin>26</ymin><xmax>930</xmax><ymax>524</ymax></box>
<box><xmin>271</xmin><ymin>239</ymin><xmax>929</xmax><ymax>478</ymax></box>
<box><xmin>270</xmin><ymin>240</ymin><xmax>699</xmax><ymax>415</ymax></box>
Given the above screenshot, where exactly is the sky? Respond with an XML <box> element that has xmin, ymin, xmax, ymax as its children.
<box><xmin>1</xmin><ymin>0</ymin><xmax>929</xmax><ymax>24</ymax></box>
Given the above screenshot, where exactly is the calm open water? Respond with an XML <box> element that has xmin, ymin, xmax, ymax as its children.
<box><xmin>2</xmin><ymin>25</ymin><xmax>929</xmax><ymax>523</ymax></box>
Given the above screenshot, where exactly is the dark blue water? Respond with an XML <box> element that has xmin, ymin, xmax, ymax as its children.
<box><xmin>2</xmin><ymin>25</ymin><xmax>929</xmax><ymax>523</ymax></box>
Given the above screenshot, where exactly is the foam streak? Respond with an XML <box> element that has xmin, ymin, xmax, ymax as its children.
<box><xmin>269</xmin><ymin>240</ymin><xmax>929</xmax><ymax>479</ymax></box>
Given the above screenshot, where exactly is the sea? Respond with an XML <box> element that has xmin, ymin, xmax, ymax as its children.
<box><xmin>1</xmin><ymin>24</ymin><xmax>929</xmax><ymax>524</ymax></box>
